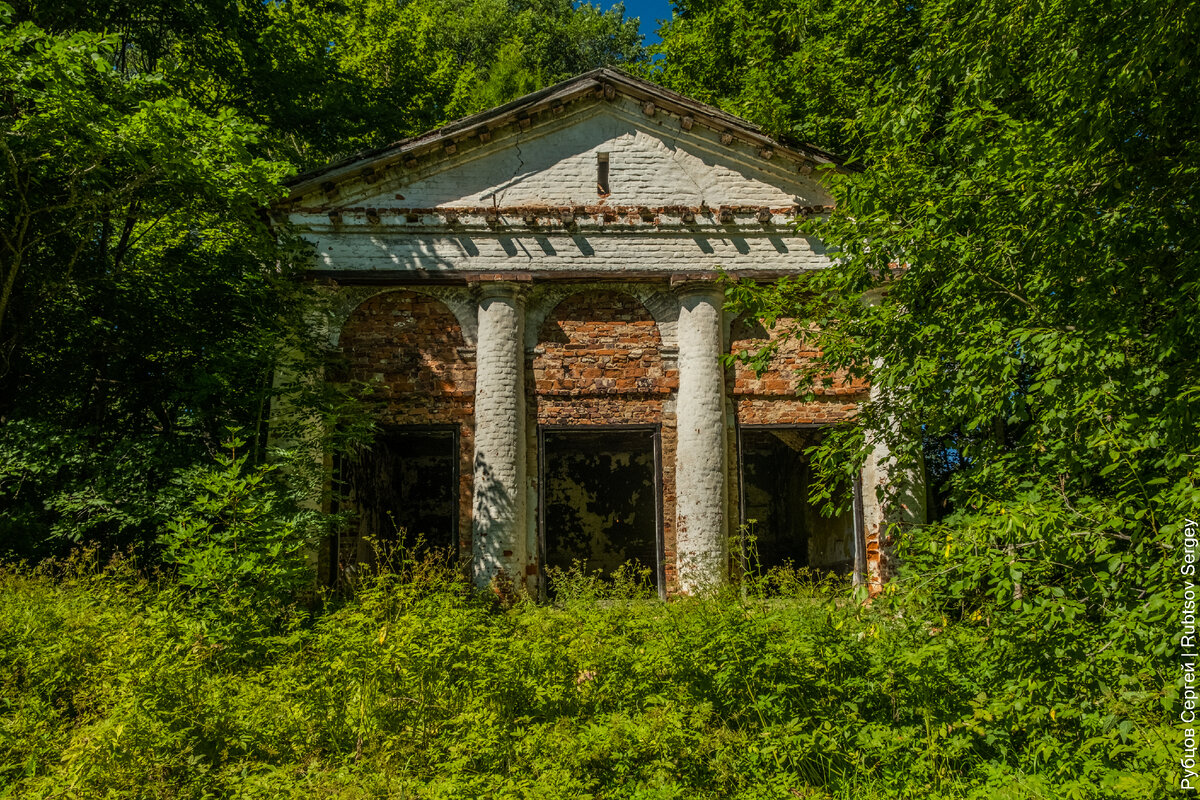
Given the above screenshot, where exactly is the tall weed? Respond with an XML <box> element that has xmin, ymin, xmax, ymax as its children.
<box><xmin>0</xmin><ymin>546</ymin><xmax>1172</xmax><ymax>799</ymax></box>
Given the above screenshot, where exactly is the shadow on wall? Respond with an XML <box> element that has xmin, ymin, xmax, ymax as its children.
<box><xmin>333</xmin><ymin>290</ymin><xmax>475</xmax><ymax>404</ymax></box>
<box><xmin>354</xmin><ymin>229</ymin><xmax>820</xmax><ymax>272</ymax></box>
<box><xmin>472</xmin><ymin>451</ymin><xmax>515</xmax><ymax>582</ymax></box>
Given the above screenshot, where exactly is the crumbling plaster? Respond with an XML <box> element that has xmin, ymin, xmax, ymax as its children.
<box><xmin>287</xmin><ymin>72</ymin><xmax>922</xmax><ymax>596</ymax></box>
<box><xmin>287</xmin><ymin>100</ymin><xmax>835</xmax><ymax>277</ymax></box>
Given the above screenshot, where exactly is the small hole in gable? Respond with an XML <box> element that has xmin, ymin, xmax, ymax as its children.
<box><xmin>597</xmin><ymin>152</ymin><xmax>610</xmax><ymax>196</ymax></box>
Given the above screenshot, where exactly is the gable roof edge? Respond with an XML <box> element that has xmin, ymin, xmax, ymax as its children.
<box><xmin>281</xmin><ymin>68</ymin><xmax>848</xmax><ymax>202</ymax></box>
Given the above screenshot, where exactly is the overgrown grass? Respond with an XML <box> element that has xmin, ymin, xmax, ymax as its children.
<box><xmin>0</xmin><ymin>549</ymin><xmax>1170</xmax><ymax>799</ymax></box>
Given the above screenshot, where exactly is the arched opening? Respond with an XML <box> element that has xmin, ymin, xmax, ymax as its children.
<box><xmin>728</xmin><ymin>315</ymin><xmax>866</xmax><ymax>581</ymax></box>
<box><xmin>332</xmin><ymin>290</ymin><xmax>475</xmax><ymax>580</ymax></box>
<box><xmin>531</xmin><ymin>290</ymin><xmax>676</xmax><ymax>597</ymax></box>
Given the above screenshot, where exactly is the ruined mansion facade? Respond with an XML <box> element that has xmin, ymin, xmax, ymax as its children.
<box><xmin>277</xmin><ymin>69</ymin><xmax>924</xmax><ymax>597</ymax></box>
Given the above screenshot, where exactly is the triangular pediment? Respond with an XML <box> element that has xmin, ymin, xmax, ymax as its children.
<box><xmin>281</xmin><ymin>69</ymin><xmax>841</xmax><ymax>217</ymax></box>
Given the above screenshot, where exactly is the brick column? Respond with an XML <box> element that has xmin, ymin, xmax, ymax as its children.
<box><xmin>674</xmin><ymin>282</ymin><xmax>728</xmax><ymax>593</ymax></box>
<box><xmin>472</xmin><ymin>282</ymin><xmax>527</xmax><ymax>591</ymax></box>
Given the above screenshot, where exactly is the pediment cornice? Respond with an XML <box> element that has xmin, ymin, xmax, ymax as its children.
<box><xmin>277</xmin><ymin>68</ymin><xmax>847</xmax><ymax>211</ymax></box>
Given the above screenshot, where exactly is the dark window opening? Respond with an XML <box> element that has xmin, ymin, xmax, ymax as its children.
<box><xmin>540</xmin><ymin>426</ymin><xmax>662</xmax><ymax>597</ymax></box>
<box><xmin>596</xmin><ymin>152</ymin><xmax>610</xmax><ymax>196</ymax></box>
<box><xmin>738</xmin><ymin>426</ymin><xmax>856</xmax><ymax>576</ymax></box>
<box><xmin>339</xmin><ymin>426</ymin><xmax>459</xmax><ymax>567</ymax></box>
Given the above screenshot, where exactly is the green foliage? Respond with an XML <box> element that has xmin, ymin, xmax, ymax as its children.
<box><xmin>160</xmin><ymin>433</ymin><xmax>323</xmax><ymax>607</ymax></box>
<box><xmin>0</xmin><ymin>4</ymin><xmax>316</xmax><ymax>558</ymax></box>
<box><xmin>652</xmin><ymin>0</ymin><xmax>922</xmax><ymax>153</ymax></box>
<box><xmin>544</xmin><ymin>558</ymin><xmax>660</xmax><ymax>602</ymax></box>
<box><xmin>0</xmin><ymin>557</ymin><xmax>1172</xmax><ymax>798</ymax></box>
<box><xmin>283</xmin><ymin>0</ymin><xmax>645</xmax><ymax>162</ymax></box>
<box><xmin>0</xmin><ymin>0</ymin><xmax>646</xmax><ymax>562</ymax></box>
<box><xmin>709</xmin><ymin>1</ymin><xmax>1196</xmax><ymax>789</ymax></box>
<box><xmin>11</xmin><ymin>0</ymin><xmax>640</xmax><ymax>167</ymax></box>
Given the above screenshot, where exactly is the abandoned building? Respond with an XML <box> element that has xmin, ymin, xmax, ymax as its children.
<box><xmin>276</xmin><ymin>68</ymin><xmax>924</xmax><ymax>598</ymax></box>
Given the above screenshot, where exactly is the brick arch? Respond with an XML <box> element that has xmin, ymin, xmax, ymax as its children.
<box><xmin>334</xmin><ymin>290</ymin><xmax>475</xmax><ymax>559</ymax></box>
<box><xmin>337</xmin><ymin>289</ymin><xmax>475</xmax><ymax>421</ymax></box>
<box><xmin>530</xmin><ymin>289</ymin><xmax>680</xmax><ymax>591</ymax></box>
<box><xmin>531</xmin><ymin>289</ymin><xmax>675</xmax><ymax>412</ymax></box>
<box><xmin>524</xmin><ymin>285</ymin><xmax>679</xmax><ymax>351</ymax></box>
<box><xmin>327</xmin><ymin>286</ymin><xmax>478</xmax><ymax>349</ymax></box>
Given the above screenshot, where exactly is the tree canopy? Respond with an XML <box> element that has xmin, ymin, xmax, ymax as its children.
<box><xmin>670</xmin><ymin>0</ymin><xmax>1197</xmax><ymax>779</ymax></box>
<box><xmin>0</xmin><ymin>0</ymin><xmax>646</xmax><ymax>559</ymax></box>
<box><xmin>652</xmin><ymin>0</ymin><xmax>923</xmax><ymax>154</ymax></box>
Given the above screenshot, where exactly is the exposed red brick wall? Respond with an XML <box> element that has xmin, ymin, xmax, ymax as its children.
<box><xmin>735</xmin><ymin>398</ymin><xmax>863</xmax><ymax>426</ymax></box>
<box><xmin>533</xmin><ymin>291</ymin><xmax>677</xmax><ymax>397</ymax></box>
<box><xmin>727</xmin><ymin>315</ymin><xmax>879</xmax><ymax>582</ymax></box>
<box><xmin>657</xmin><ymin>418</ymin><xmax>679</xmax><ymax>593</ymax></box>
<box><xmin>337</xmin><ymin>291</ymin><xmax>475</xmax><ymax>414</ymax></box>
<box><xmin>336</xmin><ymin>290</ymin><xmax>476</xmax><ymax>555</ymax></box>
<box><xmin>530</xmin><ymin>290</ymin><xmax>680</xmax><ymax>592</ymax></box>
<box><xmin>328</xmin><ymin>292</ymin><xmax>888</xmax><ymax>593</ymax></box>
<box><xmin>728</xmin><ymin>314</ymin><xmax>867</xmax><ymax>426</ymax></box>
<box><xmin>729</xmin><ymin>316</ymin><xmax>868</xmax><ymax>399</ymax></box>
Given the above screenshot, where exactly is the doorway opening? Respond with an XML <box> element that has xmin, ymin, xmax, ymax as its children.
<box><xmin>737</xmin><ymin>425</ymin><xmax>860</xmax><ymax>579</ymax></box>
<box><xmin>539</xmin><ymin>426</ymin><xmax>663</xmax><ymax>598</ymax></box>
<box><xmin>339</xmin><ymin>425</ymin><xmax>459</xmax><ymax>569</ymax></box>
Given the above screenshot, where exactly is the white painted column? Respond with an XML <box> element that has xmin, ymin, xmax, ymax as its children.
<box><xmin>472</xmin><ymin>282</ymin><xmax>527</xmax><ymax>591</ymax></box>
<box><xmin>860</xmin><ymin>404</ymin><xmax>928</xmax><ymax>589</ymax></box>
<box><xmin>859</xmin><ymin>291</ymin><xmax>927</xmax><ymax>591</ymax></box>
<box><xmin>674</xmin><ymin>282</ymin><xmax>728</xmax><ymax>593</ymax></box>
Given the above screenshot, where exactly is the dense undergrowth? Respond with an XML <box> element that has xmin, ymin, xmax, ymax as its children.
<box><xmin>0</xmin><ymin>547</ymin><xmax>1170</xmax><ymax>799</ymax></box>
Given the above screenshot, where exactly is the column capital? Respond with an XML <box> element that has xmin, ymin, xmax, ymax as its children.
<box><xmin>469</xmin><ymin>276</ymin><xmax>532</xmax><ymax>303</ymax></box>
<box><xmin>669</xmin><ymin>274</ymin><xmax>724</xmax><ymax>298</ymax></box>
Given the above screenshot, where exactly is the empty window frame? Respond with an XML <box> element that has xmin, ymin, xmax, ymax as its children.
<box><xmin>333</xmin><ymin>425</ymin><xmax>460</xmax><ymax>578</ymax></box>
<box><xmin>736</xmin><ymin>424</ymin><xmax>864</xmax><ymax>584</ymax></box>
<box><xmin>538</xmin><ymin>425</ymin><xmax>664</xmax><ymax>598</ymax></box>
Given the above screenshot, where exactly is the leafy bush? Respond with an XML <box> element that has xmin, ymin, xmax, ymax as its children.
<box><xmin>160</xmin><ymin>433</ymin><xmax>321</xmax><ymax>603</ymax></box>
<box><xmin>0</xmin><ymin>550</ymin><xmax>1172</xmax><ymax>799</ymax></box>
